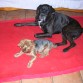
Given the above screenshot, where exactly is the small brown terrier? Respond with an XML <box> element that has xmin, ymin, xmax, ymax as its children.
<box><xmin>14</xmin><ymin>39</ymin><xmax>57</xmax><ymax>68</ymax></box>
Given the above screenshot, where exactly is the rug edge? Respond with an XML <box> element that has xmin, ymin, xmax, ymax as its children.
<box><xmin>0</xmin><ymin>66</ymin><xmax>83</xmax><ymax>82</ymax></box>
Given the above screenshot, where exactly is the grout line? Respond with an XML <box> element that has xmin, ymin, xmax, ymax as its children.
<box><xmin>24</xmin><ymin>9</ymin><xmax>26</xmax><ymax>19</ymax></box>
<box><xmin>20</xmin><ymin>80</ymin><xmax>22</xmax><ymax>83</ymax></box>
<box><xmin>25</xmin><ymin>9</ymin><xmax>27</xmax><ymax>19</ymax></box>
<box><xmin>5</xmin><ymin>11</ymin><xmax>8</xmax><ymax>20</ymax></box>
<box><xmin>51</xmin><ymin>76</ymin><xmax>54</xmax><ymax>83</ymax></box>
<box><xmin>25</xmin><ymin>9</ymin><xmax>29</xmax><ymax>19</ymax></box>
<box><xmin>80</xmin><ymin>71</ymin><xmax>83</xmax><ymax>82</ymax></box>
<box><xmin>2</xmin><ymin>11</ymin><xmax>7</xmax><ymax>21</ymax></box>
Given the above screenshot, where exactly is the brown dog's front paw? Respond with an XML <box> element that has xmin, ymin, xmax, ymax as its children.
<box><xmin>27</xmin><ymin>62</ymin><xmax>33</xmax><ymax>68</ymax></box>
<box><xmin>14</xmin><ymin>53</ymin><xmax>19</xmax><ymax>58</ymax></box>
<box><xmin>40</xmin><ymin>53</ymin><xmax>48</xmax><ymax>58</ymax></box>
<box><xmin>40</xmin><ymin>55</ymin><xmax>45</xmax><ymax>58</ymax></box>
<box><xmin>14</xmin><ymin>53</ymin><xmax>21</xmax><ymax>58</ymax></box>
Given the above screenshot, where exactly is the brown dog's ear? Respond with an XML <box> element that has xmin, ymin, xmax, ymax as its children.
<box><xmin>18</xmin><ymin>39</ymin><xmax>30</xmax><ymax>47</ymax></box>
<box><xmin>18</xmin><ymin>40</ymin><xmax>24</xmax><ymax>47</ymax></box>
<box><xmin>23</xmin><ymin>40</ymin><xmax>35</xmax><ymax>46</ymax></box>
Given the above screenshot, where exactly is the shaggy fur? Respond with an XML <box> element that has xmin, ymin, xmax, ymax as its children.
<box><xmin>14</xmin><ymin>39</ymin><xmax>57</xmax><ymax>68</ymax></box>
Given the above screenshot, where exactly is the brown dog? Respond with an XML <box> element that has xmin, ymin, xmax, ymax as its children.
<box><xmin>14</xmin><ymin>39</ymin><xmax>57</xmax><ymax>68</ymax></box>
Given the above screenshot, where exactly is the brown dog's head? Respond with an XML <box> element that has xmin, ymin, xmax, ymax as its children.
<box><xmin>18</xmin><ymin>39</ymin><xmax>34</xmax><ymax>53</ymax></box>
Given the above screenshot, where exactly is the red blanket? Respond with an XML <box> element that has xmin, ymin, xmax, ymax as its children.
<box><xmin>0</xmin><ymin>16</ymin><xmax>83</xmax><ymax>82</ymax></box>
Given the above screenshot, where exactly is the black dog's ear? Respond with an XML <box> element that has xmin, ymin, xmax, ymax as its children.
<box><xmin>36</xmin><ymin>5</ymin><xmax>42</xmax><ymax>12</ymax></box>
<box><xmin>36</xmin><ymin>4</ymin><xmax>42</xmax><ymax>16</ymax></box>
<box><xmin>50</xmin><ymin>6</ymin><xmax>55</xmax><ymax>13</ymax></box>
<box><xmin>35</xmin><ymin>5</ymin><xmax>42</xmax><ymax>22</ymax></box>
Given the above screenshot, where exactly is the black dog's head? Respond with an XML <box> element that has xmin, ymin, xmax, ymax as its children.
<box><xmin>35</xmin><ymin>4</ymin><xmax>55</xmax><ymax>23</ymax></box>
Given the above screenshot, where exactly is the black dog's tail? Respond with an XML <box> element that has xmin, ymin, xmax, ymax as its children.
<box><xmin>82</xmin><ymin>28</ymin><xmax>83</xmax><ymax>33</ymax></box>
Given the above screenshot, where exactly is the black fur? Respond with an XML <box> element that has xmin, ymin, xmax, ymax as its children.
<box><xmin>14</xmin><ymin>4</ymin><xmax>83</xmax><ymax>52</ymax></box>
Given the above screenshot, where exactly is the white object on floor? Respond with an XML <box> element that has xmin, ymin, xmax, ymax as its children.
<box><xmin>0</xmin><ymin>0</ymin><xmax>83</xmax><ymax>10</ymax></box>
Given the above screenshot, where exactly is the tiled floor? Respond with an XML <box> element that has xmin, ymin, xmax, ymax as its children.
<box><xmin>0</xmin><ymin>9</ymin><xmax>83</xmax><ymax>83</ymax></box>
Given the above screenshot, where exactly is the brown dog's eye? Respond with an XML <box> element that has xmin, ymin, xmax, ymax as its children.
<box><xmin>22</xmin><ymin>47</ymin><xmax>27</xmax><ymax>53</ymax></box>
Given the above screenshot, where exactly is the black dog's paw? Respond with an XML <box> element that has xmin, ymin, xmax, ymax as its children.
<box><xmin>14</xmin><ymin>23</ymin><xmax>24</xmax><ymax>27</ymax></box>
<box><xmin>34</xmin><ymin>34</ymin><xmax>39</xmax><ymax>38</ymax></box>
<box><xmin>63</xmin><ymin>48</ymin><xmax>69</xmax><ymax>52</ymax></box>
<box><xmin>55</xmin><ymin>42</ymin><xmax>67</xmax><ymax>46</ymax></box>
<box><xmin>55</xmin><ymin>43</ymin><xmax>62</xmax><ymax>46</ymax></box>
<box><xmin>34</xmin><ymin>33</ymin><xmax>43</xmax><ymax>38</ymax></box>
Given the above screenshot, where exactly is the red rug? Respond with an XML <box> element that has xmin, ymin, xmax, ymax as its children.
<box><xmin>0</xmin><ymin>16</ymin><xmax>83</xmax><ymax>82</ymax></box>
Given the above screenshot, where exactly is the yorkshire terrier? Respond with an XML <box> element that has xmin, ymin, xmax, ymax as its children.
<box><xmin>14</xmin><ymin>39</ymin><xmax>57</xmax><ymax>68</ymax></box>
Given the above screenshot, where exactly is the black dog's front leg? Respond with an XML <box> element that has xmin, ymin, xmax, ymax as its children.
<box><xmin>14</xmin><ymin>22</ymin><xmax>38</xmax><ymax>27</ymax></box>
<box><xmin>34</xmin><ymin>33</ymin><xmax>52</xmax><ymax>38</ymax></box>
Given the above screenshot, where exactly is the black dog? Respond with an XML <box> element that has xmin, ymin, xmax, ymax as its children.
<box><xmin>14</xmin><ymin>4</ymin><xmax>83</xmax><ymax>52</ymax></box>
